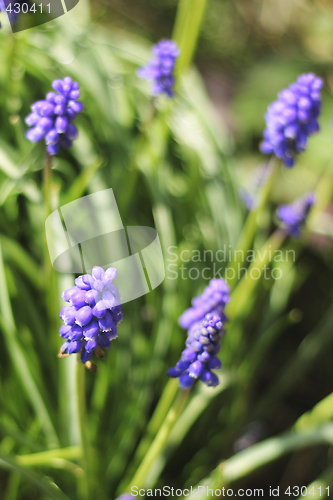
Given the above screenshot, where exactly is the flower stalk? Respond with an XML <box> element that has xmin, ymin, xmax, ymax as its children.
<box><xmin>126</xmin><ymin>388</ymin><xmax>190</xmax><ymax>491</ymax></box>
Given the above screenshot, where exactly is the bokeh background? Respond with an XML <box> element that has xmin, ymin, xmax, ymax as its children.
<box><xmin>1</xmin><ymin>0</ymin><xmax>333</xmax><ymax>498</ymax></box>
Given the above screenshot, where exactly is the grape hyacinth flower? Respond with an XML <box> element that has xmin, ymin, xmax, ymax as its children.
<box><xmin>238</xmin><ymin>187</ymin><xmax>255</xmax><ymax>211</ymax></box>
<box><xmin>277</xmin><ymin>193</ymin><xmax>315</xmax><ymax>237</ymax></box>
<box><xmin>260</xmin><ymin>73</ymin><xmax>323</xmax><ymax>167</ymax></box>
<box><xmin>59</xmin><ymin>266</ymin><xmax>123</xmax><ymax>364</ymax></box>
<box><xmin>25</xmin><ymin>76</ymin><xmax>84</xmax><ymax>155</ymax></box>
<box><xmin>169</xmin><ymin>279</ymin><xmax>230</xmax><ymax>389</ymax></box>
<box><xmin>178</xmin><ymin>278</ymin><xmax>230</xmax><ymax>330</ymax></box>
<box><xmin>238</xmin><ymin>164</ymin><xmax>271</xmax><ymax>211</ymax></box>
<box><xmin>168</xmin><ymin>313</ymin><xmax>225</xmax><ymax>389</ymax></box>
<box><xmin>138</xmin><ymin>39</ymin><xmax>179</xmax><ymax>97</ymax></box>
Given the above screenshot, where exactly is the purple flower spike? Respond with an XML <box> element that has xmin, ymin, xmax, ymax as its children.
<box><xmin>138</xmin><ymin>39</ymin><xmax>179</xmax><ymax>97</ymax></box>
<box><xmin>260</xmin><ymin>73</ymin><xmax>323</xmax><ymax>167</ymax></box>
<box><xmin>58</xmin><ymin>267</ymin><xmax>123</xmax><ymax>364</ymax></box>
<box><xmin>277</xmin><ymin>193</ymin><xmax>315</xmax><ymax>237</ymax></box>
<box><xmin>179</xmin><ymin>278</ymin><xmax>230</xmax><ymax>330</ymax></box>
<box><xmin>25</xmin><ymin>76</ymin><xmax>84</xmax><ymax>155</ymax></box>
<box><xmin>169</xmin><ymin>279</ymin><xmax>229</xmax><ymax>389</ymax></box>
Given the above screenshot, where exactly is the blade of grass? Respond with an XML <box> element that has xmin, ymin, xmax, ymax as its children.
<box><xmin>0</xmin><ymin>452</ymin><xmax>71</xmax><ymax>500</ymax></box>
<box><xmin>0</xmin><ymin>240</ymin><xmax>59</xmax><ymax>449</ymax></box>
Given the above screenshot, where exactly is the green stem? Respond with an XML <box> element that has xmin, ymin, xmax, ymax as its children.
<box><xmin>127</xmin><ymin>378</ymin><xmax>179</xmax><ymax>475</ymax></box>
<box><xmin>173</xmin><ymin>0</ymin><xmax>210</xmax><ymax>77</ymax></box>
<box><xmin>226</xmin><ymin>158</ymin><xmax>280</xmax><ymax>291</ymax></box>
<box><xmin>188</xmin><ymin>423</ymin><xmax>333</xmax><ymax>498</ymax></box>
<box><xmin>127</xmin><ymin>388</ymin><xmax>190</xmax><ymax>490</ymax></box>
<box><xmin>44</xmin><ymin>152</ymin><xmax>52</xmax><ymax>217</ymax></box>
<box><xmin>76</xmin><ymin>358</ymin><xmax>93</xmax><ymax>499</ymax></box>
<box><xmin>226</xmin><ymin>229</ymin><xmax>286</xmax><ymax>320</ymax></box>
<box><xmin>214</xmin><ymin>423</ymin><xmax>333</xmax><ymax>487</ymax></box>
<box><xmin>16</xmin><ymin>446</ymin><xmax>82</xmax><ymax>467</ymax></box>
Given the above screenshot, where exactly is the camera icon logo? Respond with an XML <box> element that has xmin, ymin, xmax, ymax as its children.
<box><xmin>45</xmin><ymin>189</ymin><xmax>165</xmax><ymax>305</ymax></box>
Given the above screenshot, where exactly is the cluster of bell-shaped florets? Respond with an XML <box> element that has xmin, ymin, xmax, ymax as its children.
<box><xmin>168</xmin><ymin>313</ymin><xmax>224</xmax><ymax>389</ymax></box>
<box><xmin>277</xmin><ymin>193</ymin><xmax>315</xmax><ymax>237</ymax></box>
<box><xmin>260</xmin><ymin>73</ymin><xmax>323</xmax><ymax>167</ymax></box>
<box><xmin>59</xmin><ymin>266</ymin><xmax>123</xmax><ymax>364</ymax></box>
<box><xmin>168</xmin><ymin>279</ymin><xmax>230</xmax><ymax>389</ymax></box>
<box><xmin>25</xmin><ymin>77</ymin><xmax>84</xmax><ymax>155</ymax></box>
<box><xmin>178</xmin><ymin>278</ymin><xmax>230</xmax><ymax>330</ymax></box>
<box><xmin>138</xmin><ymin>39</ymin><xmax>179</xmax><ymax>97</ymax></box>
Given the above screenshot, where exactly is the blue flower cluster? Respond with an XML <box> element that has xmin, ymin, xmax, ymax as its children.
<box><xmin>168</xmin><ymin>279</ymin><xmax>230</xmax><ymax>389</ymax></box>
<box><xmin>138</xmin><ymin>39</ymin><xmax>179</xmax><ymax>97</ymax></box>
<box><xmin>59</xmin><ymin>266</ymin><xmax>123</xmax><ymax>363</ymax></box>
<box><xmin>277</xmin><ymin>193</ymin><xmax>315</xmax><ymax>237</ymax></box>
<box><xmin>168</xmin><ymin>314</ymin><xmax>225</xmax><ymax>389</ymax></box>
<box><xmin>25</xmin><ymin>77</ymin><xmax>83</xmax><ymax>155</ymax></box>
<box><xmin>260</xmin><ymin>73</ymin><xmax>323</xmax><ymax>167</ymax></box>
<box><xmin>179</xmin><ymin>278</ymin><xmax>230</xmax><ymax>329</ymax></box>
<box><xmin>238</xmin><ymin>164</ymin><xmax>270</xmax><ymax>211</ymax></box>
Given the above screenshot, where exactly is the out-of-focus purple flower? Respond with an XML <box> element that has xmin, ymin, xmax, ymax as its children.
<box><xmin>260</xmin><ymin>73</ymin><xmax>323</xmax><ymax>167</ymax></box>
<box><xmin>116</xmin><ymin>495</ymin><xmax>134</xmax><ymax>500</ymax></box>
<box><xmin>168</xmin><ymin>313</ymin><xmax>224</xmax><ymax>389</ymax></box>
<box><xmin>25</xmin><ymin>76</ymin><xmax>83</xmax><ymax>155</ymax></box>
<box><xmin>169</xmin><ymin>279</ymin><xmax>229</xmax><ymax>389</ymax></box>
<box><xmin>238</xmin><ymin>187</ymin><xmax>255</xmax><ymax>210</ymax></box>
<box><xmin>179</xmin><ymin>278</ymin><xmax>230</xmax><ymax>330</ymax></box>
<box><xmin>239</xmin><ymin>163</ymin><xmax>271</xmax><ymax>211</ymax></box>
<box><xmin>277</xmin><ymin>193</ymin><xmax>315</xmax><ymax>237</ymax></box>
<box><xmin>138</xmin><ymin>39</ymin><xmax>179</xmax><ymax>97</ymax></box>
<box><xmin>59</xmin><ymin>266</ymin><xmax>123</xmax><ymax>363</ymax></box>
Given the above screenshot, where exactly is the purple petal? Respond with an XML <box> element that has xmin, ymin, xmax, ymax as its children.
<box><xmin>92</xmin><ymin>266</ymin><xmax>105</xmax><ymax>280</ymax></box>
<box><xmin>55</xmin><ymin>116</ymin><xmax>68</xmax><ymax>134</ymax></box>
<box><xmin>82</xmin><ymin>319</ymin><xmax>100</xmax><ymax>340</ymax></box>
<box><xmin>75</xmin><ymin>306</ymin><xmax>93</xmax><ymax>327</ymax></box>
<box><xmin>98</xmin><ymin>311</ymin><xmax>114</xmax><ymax>332</ymax></box>
<box><xmin>85</xmin><ymin>289</ymin><xmax>99</xmax><ymax>306</ymax></box>
<box><xmin>45</xmin><ymin>129</ymin><xmax>60</xmax><ymax>146</ymax></box>
<box><xmin>102</xmin><ymin>290</ymin><xmax>117</xmax><ymax>309</ymax></box>
<box><xmin>71</xmin><ymin>290</ymin><xmax>87</xmax><ymax>309</ymax></box>
<box><xmin>26</xmin><ymin>127</ymin><xmax>45</xmax><ymax>143</ymax></box>
<box><xmin>92</xmin><ymin>300</ymin><xmax>107</xmax><ymax>318</ymax></box>
<box><xmin>59</xmin><ymin>306</ymin><xmax>77</xmax><ymax>325</ymax></box>
<box><xmin>69</xmin><ymin>324</ymin><xmax>84</xmax><ymax>341</ymax></box>
<box><xmin>75</xmin><ymin>276</ymin><xmax>91</xmax><ymax>290</ymax></box>
<box><xmin>25</xmin><ymin>113</ymin><xmax>40</xmax><ymax>126</ymax></box>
